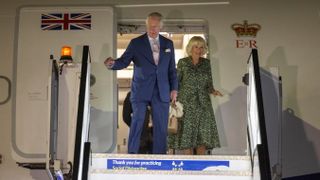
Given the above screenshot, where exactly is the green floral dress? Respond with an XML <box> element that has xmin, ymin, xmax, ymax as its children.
<box><xmin>168</xmin><ymin>57</ymin><xmax>220</xmax><ymax>150</ymax></box>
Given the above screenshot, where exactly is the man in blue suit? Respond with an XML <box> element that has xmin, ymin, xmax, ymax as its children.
<box><xmin>104</xmin><ymin>12</ymin><xmax>178</xmax><ymax>154</ymax></box>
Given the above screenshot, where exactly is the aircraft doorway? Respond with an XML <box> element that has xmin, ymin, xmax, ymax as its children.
<box><xmin>115</xmin><ymin>19</ymin><xmax>208</xmax><ymax>154</ymax></box>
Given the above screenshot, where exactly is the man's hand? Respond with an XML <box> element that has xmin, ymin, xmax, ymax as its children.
<box><xmin>170</xmin><ymin>90</ymin><xmax>178</xmax><ymax>103</ymax></box>
<box><xmin>104</xmin><ymin>57</ymin><xmax>115</xmax><ymax>68</ymax></box>
<box><xmin>212</xmin><ymin>90</ymin><xmax>223</xmax><ymax>97</ymax></box>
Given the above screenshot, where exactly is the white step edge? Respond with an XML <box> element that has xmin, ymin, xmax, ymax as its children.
<box><xmin>90</xmin><ymin>169</ymin><xmax>252</xmax><ymax>176</ymax></box>
<box><xmin>92</xmin><ymin>153</ymin><xmax>251</xmax><ymax>160</ymax></box>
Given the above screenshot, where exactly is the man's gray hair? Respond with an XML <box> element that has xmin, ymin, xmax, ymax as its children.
<box><xmin>146</xmin><ymin>12</ymin><xmax>163</xmax><ymax>28</ymax></box>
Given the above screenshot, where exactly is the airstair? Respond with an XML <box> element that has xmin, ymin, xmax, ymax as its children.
<box><xmin>12</xmin><ymin>45</ymin><xmax>281</xmax><ymax>180</ymax></box>
<box><xmin>83</xmin><ymin>48</ymin><xmax>280</xmax><ymax>180</ymax></box>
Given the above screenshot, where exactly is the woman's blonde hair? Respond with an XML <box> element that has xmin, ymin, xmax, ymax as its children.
<box><xmin>185</xmin><ymin>36</ymin><xmax>208</xmax><ymax>56</ymax></box>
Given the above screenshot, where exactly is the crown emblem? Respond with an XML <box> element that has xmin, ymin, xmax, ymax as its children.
<box><xmin>231</xmin><ymin>20</ymin><xmax>261</xmax><ymax>37</ymax></box>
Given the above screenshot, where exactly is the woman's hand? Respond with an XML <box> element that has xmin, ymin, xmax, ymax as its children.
<box><xmin>212</xmin><ymin>90</ymin><xmax>223</xmax><ymax>97</ymax></box>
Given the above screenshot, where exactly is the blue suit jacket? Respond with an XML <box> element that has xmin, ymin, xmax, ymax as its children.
<box><xmin>112</xmin><ymin>33</ymin><xmax>178</xmax><ymax>102</ymax></box>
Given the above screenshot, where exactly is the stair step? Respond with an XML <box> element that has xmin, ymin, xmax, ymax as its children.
<box><xmin>91</xmin><ymin>153</ymin><xmax>252</xmax><ymax>172</ymax></box>
<box><xmin>90</xmin><ymin>169</ymin><xmax>252</xmax><ymax>180</ymax></box>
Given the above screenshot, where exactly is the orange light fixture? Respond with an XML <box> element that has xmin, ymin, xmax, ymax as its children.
<box><xmin>60</xmin><ymin>46</ymin><xmax>73</xmax><ymax>62</ymax></box>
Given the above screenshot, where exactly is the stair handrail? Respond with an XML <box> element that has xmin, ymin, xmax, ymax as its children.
<box><xmin>246</xmin><ymin>49</ymin><xmax>272</xmax><ymax>180</ymax></box>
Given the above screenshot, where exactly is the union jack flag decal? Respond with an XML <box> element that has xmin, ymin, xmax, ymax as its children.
<box><xmin>41</xmin><ymin>13</ymin><xmax>91</xmax><ymax>30</ymax></box>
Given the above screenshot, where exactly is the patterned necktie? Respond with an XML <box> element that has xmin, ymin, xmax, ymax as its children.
<box><xmin>151</xmin><ymin>38</ymin><xmax>160</xmax><ymax>65</ymax></box>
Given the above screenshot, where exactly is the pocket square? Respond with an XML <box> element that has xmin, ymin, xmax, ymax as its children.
<box><xmin>165</xmin><ymin>48</ymin><xmax>171</xmax><ymax>53</ymax></box>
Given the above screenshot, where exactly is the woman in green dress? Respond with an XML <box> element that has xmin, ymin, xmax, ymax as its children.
<box><xmin>168</xmin><ymin>36</ymin><xmax>222</xmax><ymax>155</ymax></box>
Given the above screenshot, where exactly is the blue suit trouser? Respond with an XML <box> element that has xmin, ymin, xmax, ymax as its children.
<box><xmin>128</xmin><ymin>82</ymin><xmax>169</xmax><ymax>154</ymax></box>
